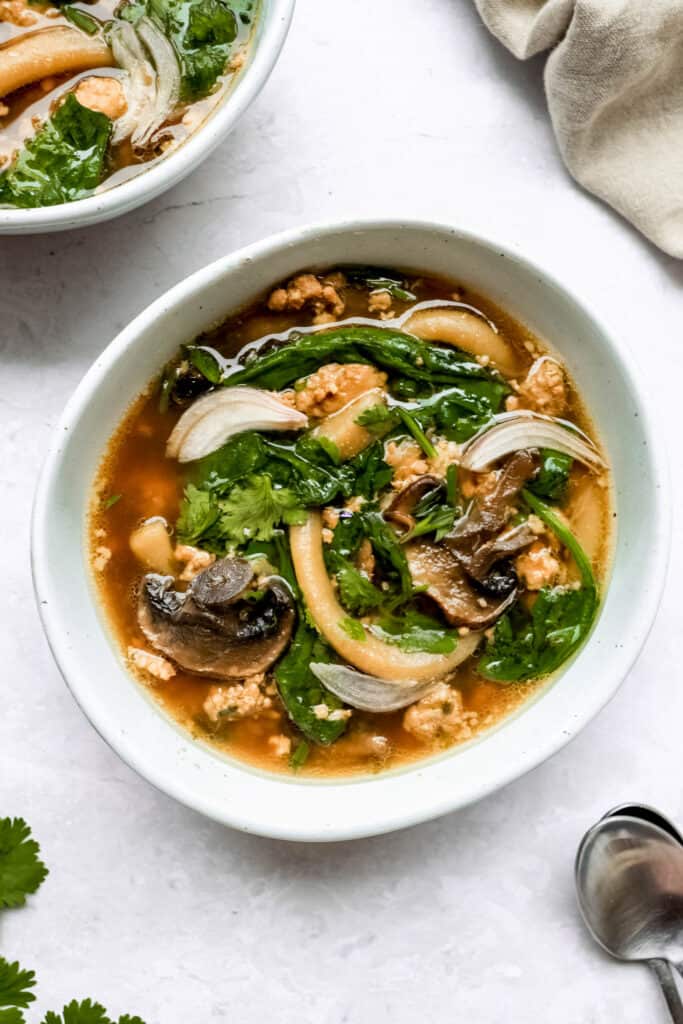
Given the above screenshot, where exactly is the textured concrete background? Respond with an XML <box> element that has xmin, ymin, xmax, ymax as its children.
<box><xmin>2</xmin><ymin>1</ymin><xmax>682</xmax><ymax>1020</ymax></box>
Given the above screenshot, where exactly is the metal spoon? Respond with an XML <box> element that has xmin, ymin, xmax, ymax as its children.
<box><xmin>576</xmin><ymin>813</ymin><xmax>683</xmax><ymax>1022</ymax></box>
<box><xmin>602</xmin><ymin>803</ymin><xmax>683</xmax><ymax>847</ymax></box>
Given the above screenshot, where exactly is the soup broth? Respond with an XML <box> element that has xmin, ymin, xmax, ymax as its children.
<box><xmin>91</xmin><ymin>267</ymin><xmax>613</xmax><ymax>778</ymax></box>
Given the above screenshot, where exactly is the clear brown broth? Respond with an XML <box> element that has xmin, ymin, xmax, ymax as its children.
<box><xmin>90</xmin><ymin>271</ymin><xmax>613</xmax><ymax>778</ymax></box>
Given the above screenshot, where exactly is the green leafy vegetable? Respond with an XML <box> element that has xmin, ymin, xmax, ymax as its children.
<box><xmin>0</xmin><ymin>959</ymin><xmax>36</xmax><ymax>1012</ymax></box>
<box><xmin>0</xmin><ymin>95</ymin><xmax>111</xmax><ymax>210</ymax></box>
<box><xmin>224</xmin><ymin>325</ymin><xmax>498</xmax><ymax>391</ymax></box>
<box><xmin>397</xmin><ymin>407</ymin><xmax>436</xmax><ymax>458</ymax></box>
<box><xmin>41</xmin><ymin>999</ymin><xmax>146</xmax><ymax>1024</ymax></box>
<box><xmin>0</xmin><ymin>818</ymin><xmax>48</xmax><ymax>909</ymax></box>
<box><xmin>289</xmin><ymin>740</ymin><xmax>310</xmax><ymax>770</ymax></box>
<box><xmin>102</xmin><ymin>494</ymin><xmax>122</xmax><ymax>510</ymax></box>
<box><xmin>360</xmin><ymin>509</ymin><xmax>413</xmax><ymax>602</ymax></box>
<box><xmin>370</xmin><ymin>610</ymin><xmax>458</xmax><ymax>654</ymax></box>
<box><xmin>342</xmin><ymin>266</ymin><xmax>416</xmax><ymax>302</ymax></box>
<box><xmin>347</xmin><ymin>440</ymin><xmax>393</xmax><ymax>499</ymax></box>
<box><xmin>400</xmin><ymin>484</ymin><xmax>456</xmax><ymax>543</ymax></box>
<box><xmin>478</xmin><ymin>490</ymin><xmax>598</xmax><ymax>682</ymax></box>
<box><xmin>366</xmin><ymin>278</ymin><xmax>416</xmax><ymax>302</ymax></box>
<box><xmin>339</xmin><ymin>617</ymin><xmax>366</xmax><ymax>642</ymax></box>
<box><xmin>355</xmin><ymin>403</ymin><xmax>400</xmax><ymax>435</ymax></box>
<box><xmin>176</xmin><ymin>484</ymin><xmax>220</xmax><ymax>545</ymax></box>
<box><xmin>274</xmin><ymin>622</ymin><xmax>348</xmax><ymax>744</ymax></box>
<box><xmin>184</xmin><ymin>345</ymin><xmax>223</xmax><ymax>384</ymax></box>
<box><xmin>62</xmin><ymin>6</ymin><xmax>100</xmax><ymax>33</ymax></box>
<box><xmin>527</xmin><ymin>449</ymin><xmax>573</xmax><ymax>502</ymax></box>
<box><xmin>325</xmin><ymin>552</ymin><xmax>384</xmax><ymax>616</ymax></box>
<box><xmin>215</xmin><ymin>475</ymin><xmax>306</xmax><ymax>544</ymax></box>
<box><xmin>122</xmin><ymin>0</ymin><xmax>239</xmax><ymax>99</ymax></box>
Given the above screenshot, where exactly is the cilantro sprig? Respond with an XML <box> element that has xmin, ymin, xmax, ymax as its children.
<box><xmin>0</xmin><ymin>819</ymin><xmax>48</xmax><ymax>910</ymax></box>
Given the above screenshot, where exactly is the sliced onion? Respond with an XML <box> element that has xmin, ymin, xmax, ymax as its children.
<box><xmin>460</xmin><ymin>411</ymin><xmax>605</xmax><ymax>472</ymax></box>
<box><xmin>134</xmin><ymin>17</ymin><xmax>180</xmax><ymax>146</ymax></box>
<box><xmin>166</xmin><ymin>386</ymin><xmax>308</xmax><ymax>462</ymax></box>
<box><xmin>310</xmin><ymin>664</ymin><xmax>439</xmax><ymax>713</ymax></box>
<box><xmin>290</xmin><ymin>512</ymin><xmax>482</xmax><ymax>680</ymax></box>
<box><xmin>108</xmin><ymin>18</ymin><xmax>180</xmax><ymax>148</ymax></box>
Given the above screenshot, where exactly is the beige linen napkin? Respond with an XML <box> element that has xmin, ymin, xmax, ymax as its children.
<box><xmin>474</xmin><ymin>0</ymin><xmax>683</xmax><ymax>257</ymax></box>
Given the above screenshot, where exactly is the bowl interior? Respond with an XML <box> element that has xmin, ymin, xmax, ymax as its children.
<box><xmin>32</xmin><ymin>221</ymin><xmax>668</xmax><ymax>840</ymax></box>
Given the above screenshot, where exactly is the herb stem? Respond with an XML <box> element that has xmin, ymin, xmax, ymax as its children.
<box><xmin>397</xmin><ymin>408</ymin><xmax>437</xmax><ymax>459</ymax></box>
<box><xmin>521</xmin><ymin>489</ymin><xmax>595</xmax><ymax>590</ymax></box>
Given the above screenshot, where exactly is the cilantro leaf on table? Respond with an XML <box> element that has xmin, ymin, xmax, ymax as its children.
<box><xmin>41</xmin><ymin>1000</ymin><xmax>146</xmax><ymax>1024</ymax></box>
<box><xmin>0</xmin><ymin>818</ymin><xmax>48</xmax><ymax>909</ymax></box>
<box><xmin>0</xmin><ymin>96</ymin><xmax>111</xmax><ymax>210</ymax></box>
<box><xmin>0</xmin><ymin>959</ymin><xmax>36</xmax><ymax>1011</ymax></box>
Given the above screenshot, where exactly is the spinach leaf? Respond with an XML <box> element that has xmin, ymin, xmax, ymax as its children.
<box><xmin>0</xmin><ymin>95</ymin><xmax>111</xmax><ymax>209</ymax></box>
<box><xmin>224</xmin><ymin>325</ymin><xmax>499</xmax><ymax>391</ymax></box>
<box><xmin>370</xmin><ymin>610</ymin><xmax>458</xmax><ymax>654</ymax></box>
<box><xmin>121</xmin><ymin>0</ymin><xmax>239</xmax><ymax>99</ymax></box>
<box><xmin>342</xmin><ymin>265</ymin><xmax>416</xmax><ymax>302</ymax></box>
<box><xmin>274</xmin><ymin>622</ymin><xmax>348</xmax><ymax>745</ymax></box>
<box><xmin>527</xmin><ymin>449</ymin><xmax>573</xmax><ymax>502</ymax></box>
<box><xmin>478</xmin><ymin>490</ymin><xmax>598</xmax><ymax>682</ymax></box>
<box><xmin>347</xmin><ymin>440</ymin><xmax>393</xmax><ymax>499</ymax></box>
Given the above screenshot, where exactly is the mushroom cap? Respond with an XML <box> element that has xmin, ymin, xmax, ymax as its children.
<box><xmin>137</xmin><ymin>558</ymin><xmax>295</xmax><ymax>679</ymax></box>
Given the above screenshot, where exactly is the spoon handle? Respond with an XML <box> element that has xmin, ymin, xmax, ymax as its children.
<box><xmin>650</xmin><ymin>959</ymin><xmax>683</xmax><ymax>1022</ymax></box>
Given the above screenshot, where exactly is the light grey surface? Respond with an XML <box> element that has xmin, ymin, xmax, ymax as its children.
<box><xmin>1</xmin><ymin>1</ymin><xmax>681</xmax><ymax>1020</ymax></box>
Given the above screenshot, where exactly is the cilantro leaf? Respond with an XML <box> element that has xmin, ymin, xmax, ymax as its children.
<box><xmin>339</xmin><ymin>616</ymin><xmax>366</xmax><ymax>642</ymax></box>
<box><xmin>0</xmin><ymin>818</ymin><xmax>48</xmax><ymax>909</ymax></box>
<box><xmin>0</xmin><ymin>95</ymin><xmax>111</xmax><ymax>209</ymax></box>
<box><xmin>0</xmin><ymin>1010</ymin><xmax>26</xmax><ymax>1024</ymax></box>
<box><xmin>334</xmin><ymin>561</ymin><xmax>384</xmax><ymax>616</ymax></box>
<box><xmin>217</xmin><ymin>475</ymin><xmax>306</xmax><ymax>544</ymax></box>
<box><xmin>42</xmin><ymin>1001</ymin><xmax>110</xmax><ymax>1024</ymax></box>
<box><xmin>0</xmin><ymin>959</ymin><xmax>36</xmax><ymax>1010</ymax></box>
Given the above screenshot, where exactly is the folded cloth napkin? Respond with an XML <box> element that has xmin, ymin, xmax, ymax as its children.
<box><xmin>474</xmin><ymin>0</ymin><xmax>683</xmax><ymax>257</ymax></box>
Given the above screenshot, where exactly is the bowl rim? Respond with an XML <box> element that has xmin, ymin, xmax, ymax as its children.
<box><xmin>31</xmin><ymin>218</ymin><xmax>671</xmax><ymax>841</ymax></box>
<box><xmin>0</xmin><ymin>0</ymin><xmax>295</xmax><ymax>235</ymax></box>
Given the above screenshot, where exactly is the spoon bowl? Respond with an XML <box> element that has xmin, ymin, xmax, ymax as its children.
<box><xmin>576</xmin><ymin>812</ymin><xmax>683</xmax><ymax>1021</ymax></box>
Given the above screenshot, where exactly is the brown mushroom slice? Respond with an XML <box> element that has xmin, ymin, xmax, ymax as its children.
<box><xmin>0</xmin><ymin>28</ymin><xmax>114</xmax><ymax>99</ymax></box>
<box><xmin>405</xmin><ymin>541</ymin><xmax>516</xmax><ymax>629</ymax></box>
<box><xmin>137</xmin><ymin>557</ymin><xmax>295</xmax><ymax>678</ymax></box>
<box><xmin>455</xmin><ymin>522</ymin><xmax>537</xmax><ymax>583</ymax></box>
<box><xmin>385</xmin><ymin>474</ymin><xmax>442</xmax><ymax>531</ymax></box>
<box><xmin>448</xmin><ymin>449</ymin><xmax>537</xmax><ymax>549</ymax></box>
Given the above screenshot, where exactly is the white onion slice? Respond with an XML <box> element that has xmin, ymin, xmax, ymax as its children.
<box><xmin>134</xmin><ymin>17</ymin><xmax>180</xmax><ymax>147</ymax></box>
<box><xmin>460</xmin><ymin>411</ymin><xmax>605</xmax><ymax>472</ymax></box>
<box><xmin>108</xmin><ymin>18</ymin><xmax>180</xmax><ymax>148</ymax></box>
<box><xmin>166</xmin><ymin>386</ymin><xmax>309</xmax><ymax>462</ymax></box>
<box><xmin>310</xmin><ymin>663</ymin><xmax>438</xmax><ymax>713</ymax></box>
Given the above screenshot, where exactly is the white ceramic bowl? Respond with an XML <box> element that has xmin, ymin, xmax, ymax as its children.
<box><xmin>0</xmin><ymin>0</ymin><xmax>293</xmax><ymax>235</ymax></box>
<box><xmin>32</xmin><ymin>220</ymin><xmax>669</xmax><ymax>841</ymax></box>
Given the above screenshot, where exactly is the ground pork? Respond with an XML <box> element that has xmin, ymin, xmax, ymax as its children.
<box><xmin>403</xmin><ymin>683</ymin><xmax>478</xmax><ymax>743</ymax></box>
<box><xmin>290</xmin><ymin>362</ymin><xmax>387</xmax><ymax>419</ymax></box>
<box><xmin>75</xmin><ymin>77</ymin><xmax>127</xmax><ymax>120</ymax></box>
<box><xmin>515</xmin><ymin>540</ymin><xmax>562</xmax><ymax>590</ymax></box>
<box><xmin>368</xmin><ymin>290</ymin><xmax>393</xmax><ymax>315</ymax></box>
<box><xmin>517</xmin><ymin>357</ymin><xmax>568</xmax><ymax>417</ymax></box>
<box><xmin>268</xmin><ymin>734</ymin><xmax>291</xmax><ymax>757</ymax></box>
<box><xmin>267</xmin><ymin>273</ymin><xmax>346</xmax><ymax>323</ymax></box>
<box><xmin>203</xmin><ymin>677</ymin><xmax>272</xmax><ymax>723</ymax></box>
<box><xmin>428</xmin><ymin>438</ymin><xmax>461</xmax><ymax>479</ymax></box>
<box><xmin>385</xmin><ymin>439</ymin><xmax>429</xmax><ymax>489</ymax></box>
<box><xmin>93</xmin><ymin>545</ymin><xmax>112</xmax><ymax>572</ymax></box>
<box><xmin>0</xmin><ymin>0</ymin><xmax>37</xmax><ymax>25</ymax></box>
<box><xmin>128</xmin><ymin>647</ymin><xmax>176</xmax><ymax>682</ymax></box>
<box><xmin>174</xmin><ymin>543</ymin><xmax>215</xmax><ymax>581</ymax></box>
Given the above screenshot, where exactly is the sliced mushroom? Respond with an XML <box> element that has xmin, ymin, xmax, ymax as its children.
<box><xmin>453</xmin><ymin>521</ymin><xmax>537</xmax><ymax>583</ymax></box>
<box><xmin>0</xmin><ymin>28</ymin><xmax>113</xmax><ymax>99</ymax></box>
<box><xmin>385</xmin><ymin>474</ymin><xmax>442</xmax><ymax>531</ymax></box>
<box><xmin>405</xmin><ymin>541</ymin><xmax>516</xmax><ymax>629</ymax></box>
<box><xmin>448</xmin><ymin>449</ymin><xmax>537</xmax><ymax>548</ymax></box>
<box><xmin>137</xmin><ymin>557</ymin><xmax>295</xmax><ymax>678</ymax></box>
